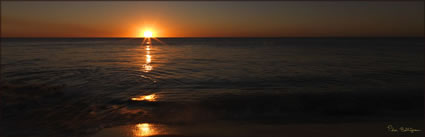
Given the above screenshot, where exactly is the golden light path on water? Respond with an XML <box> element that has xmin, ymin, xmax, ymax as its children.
<box><xmin>143</xmin><ymin>38</ymin><xmax>153</xmax><ymax>72</ymax></box>
<box><xmin>130</xmin><ymin>37</ymin><xmax>159</xmax><ymax>102</ymax></box>
<box><xmin>131</xmin><ymin>94</ymin><xmax>157</xmax><ymax>101</ymax></box>
<box><xmin>130</xmin><ymin>37</ymin><xmax>168</xmax><ymax>136</ymax></box>
<box><xmin>132</xmin><ymin>123</ymin><xmax>163</xmax><ymax>137</ymax></box>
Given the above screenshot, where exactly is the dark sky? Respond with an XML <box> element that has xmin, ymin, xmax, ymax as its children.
<box><xmin>1</xmin><ymin>1</ymin><xmax>424</xmax><ymax>37</ymax></box>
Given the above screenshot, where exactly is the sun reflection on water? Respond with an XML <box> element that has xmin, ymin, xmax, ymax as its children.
<box><xmin>131</xmin><ymin>94</ymin><xmax>157</xmax><ymax>102</ymax></box>
<box><xmin>143</xmin><ymin>64</ymin><xmax>153</xmax><ymax>72</ymax></box>
<box><xmin>146</xmin><ymin>55</ymin><xmax>151</xmax><ymax>63</ymax></box>
<box><xmin>133</xmin><ymin>123</ymin><xmax>161</xmax><ymax>137</ymax></box>
<box><xmin>142</xmin><ymin>38</ymin><xmax>153</xmax><ymax>72</ymax></box>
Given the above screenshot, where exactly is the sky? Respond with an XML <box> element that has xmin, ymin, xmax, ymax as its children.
<box><xmin>1</xmin><ymin>1</ymin><xmax>424</xmax><ymax>37</ymax></box>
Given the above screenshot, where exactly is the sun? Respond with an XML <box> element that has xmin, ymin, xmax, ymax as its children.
<box><xmin>143</xmin><ymin>31</ymin><xmax>153</xmax><ymax>38</ymax></box>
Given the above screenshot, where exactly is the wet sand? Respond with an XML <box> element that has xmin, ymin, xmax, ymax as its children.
<box><xmin>1</xmin><ymin>82</ymin><xmax>424</xmax><ymax>137</ymax></box>
<box><xmin>93</xmin><ymin>121</ymin><xmax>424</xmax><ymax>137</ymax></box>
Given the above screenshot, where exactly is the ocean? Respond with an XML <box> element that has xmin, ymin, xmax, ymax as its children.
<box><xmin>1</xmin><ymin>38</ymin><xmax>424</xmax><ymax>137</ymax></box>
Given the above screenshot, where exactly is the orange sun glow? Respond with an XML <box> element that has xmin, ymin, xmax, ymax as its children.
<box><xmin>143</xmin><ymin>31</ymin><xmax>153</xmax><ymax>38</ymax></box>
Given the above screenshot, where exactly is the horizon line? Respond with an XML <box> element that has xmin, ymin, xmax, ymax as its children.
<box><xmin>1</xmin><ymin>0</ymin><xmax>423</xmax><ymax>1</ymax></box>
<box><xmin>1</xmin><ymin>36</ymin><xmax>424</xmax><ymax>39</ymax></box>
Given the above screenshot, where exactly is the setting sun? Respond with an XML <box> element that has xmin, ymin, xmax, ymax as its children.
<box><xmin>143</xmin><ymin>31</ymin><xmax>153</xmax><ymax>38</ymax></box>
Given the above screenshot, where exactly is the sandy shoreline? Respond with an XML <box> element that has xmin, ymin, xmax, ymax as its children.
<box><xmin>1</xmin><ymin>82</ymin><xmax>423</xmax><ymax>137</ymax></box>
<box><xmin>93</xmin><ymin>120</ymin><xmax>424</xmax><ymax>137</ymax></box>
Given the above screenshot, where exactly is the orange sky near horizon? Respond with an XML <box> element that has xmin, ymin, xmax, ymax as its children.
<box><xmin>1</xmin><ymin>1</ymin><xmax>424</xmax><ymax>38</ymax></box>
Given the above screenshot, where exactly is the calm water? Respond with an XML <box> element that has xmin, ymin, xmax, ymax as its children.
<box><xmin>1</xmin><ymin>38</ymin><xmax>424</xmax><ymax>137</ymax></box>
